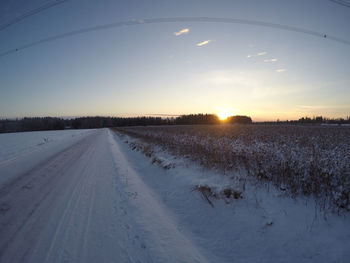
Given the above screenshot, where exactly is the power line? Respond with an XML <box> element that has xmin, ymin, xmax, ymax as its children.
<box><xmin>329</xmin><ymin>0</ymin><xmax>350</xmax><ymax>8</ymax></box>
<box><xmin>0</xmin><ymin>0</ymin><xmax>69</xmax><ymax>32</ymax></box>
<box><xmin>1</xmin><ymin>16</ymin><xmax>350</xmax><ymax>58</ymax></box>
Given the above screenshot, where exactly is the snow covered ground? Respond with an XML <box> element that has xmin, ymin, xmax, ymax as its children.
<box><xmin>0</xmin><ymin>128</ymin><xmax>349</xmax><ymax>262</ymax></box>
<box><xmin>0</xmin><ymin>129</ymin><xmax>95</xmax><ymax>188</ymax></box>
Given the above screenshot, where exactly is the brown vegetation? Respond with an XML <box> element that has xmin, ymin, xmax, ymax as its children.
<box><xmin>114</xmin><ymin>125</ymin><xmax>350</xmax><ymax>211</ymax></box>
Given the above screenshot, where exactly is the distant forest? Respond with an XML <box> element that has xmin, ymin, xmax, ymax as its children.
<box><xmin>0</xmin><ymin>114</ymin><xmax>349</xmax><ymax>133</ymax></box>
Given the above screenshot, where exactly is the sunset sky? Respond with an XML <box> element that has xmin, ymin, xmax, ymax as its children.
<box><xmin>1</xmin><ymin>0</ymin><xmax>349</xmax><ymax>121</ymax></box>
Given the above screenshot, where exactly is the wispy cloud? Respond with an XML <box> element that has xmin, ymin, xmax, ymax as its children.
<box><xmin>174</xmin><ymin>28</ymin><xmax>190</xmax><ymax>36</ymax></box>
<box><xmin>264</xmin><ymin>58</ymin><xmax>278</xmax><ymax>62</ymax></box>
<box><xmin>196</xmin><ymin>40</ymin><xmax>211</xmax><ymax>46</ymax></box>
<box><xmin>257</xmin><ymin>52</ymin><xmax>267</xmax><ymax>56</ymax></box>
<box><xmin>298</xmin><ymin>105</ymin><xmax>327</xmax><ymax>109</ymax></box>
<box><xmin>276</xmin><ymin>69</ymin><xmax>286</xmax><ymax>73</ymax></box>
<box><xmin>298</xmin><ymin>105</ymin><xmax>350</xmax><ymax>110</ymax></box>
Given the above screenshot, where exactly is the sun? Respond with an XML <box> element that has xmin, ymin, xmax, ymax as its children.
<box><xmin>217</xmin><ymin>109</ymin><xmax>235</xmax><ymax>121</ymax></box>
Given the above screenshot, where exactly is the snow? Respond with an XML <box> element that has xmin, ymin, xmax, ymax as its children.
<box><xmin>0</xmin><ymin>129</ymin><xmax>95</xmax><ymax>187</ymax></box>
<box><xmin>116</xmin><ymin>125</ymin><xmax>350</xmax><ymax>211</ymax></box>
<box><xmin>0</xmin><ymin>128</ymin><xmax>349</xmax><ymax>262</ymax></box>
<box><xmin>108</xmin><ymin>130</ymin><xmax>210</xmax><ymax>262</ymax></box>
<box><xmin>115</xmin><ymin>130</ymin><xmax>350</xmax><ymax>262</ymax></box>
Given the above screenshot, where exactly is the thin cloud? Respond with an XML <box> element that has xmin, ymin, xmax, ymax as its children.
<box><xmin>299</xmin><ymin>105</ymin><xmax>326</xmax><ymax>109</ymax></box>
<box><xmin>264</xmin><ymin>58</ymin><xmax>278</xmax><ymax>62</ymax></box>
<box><xmin>257</xmin><ymin>52</ymin><xmax>267</xmax><ymax>56</ymax></box>
<box><xmin>298</xmin><ymin>105</ymin><xmax>350</xmax><ymax>109</ymax></box>
<box><xmin>197</xmin><ymin>40</ymin><xmax>211</xmax><ymax>46</ymax></box>
<box><xmin>276</xmin><ymin>69</ymin><xmax>286</xmax><ymax>72</ymax></box>
<box><xmin>174</xmin><ymin>28</ymin><xmax>189</xmax><ymax>36</ymax></box>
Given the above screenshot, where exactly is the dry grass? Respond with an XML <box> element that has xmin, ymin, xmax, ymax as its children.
<box><xmin>114</xmin><ymin>125</ymin><xmax>350</xmax><ymax>211</ymax></box>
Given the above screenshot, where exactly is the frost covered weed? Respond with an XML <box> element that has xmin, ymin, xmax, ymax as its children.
<box><xmin>191</xmin><ymin>185</ymin><xmax>243</xmax><ymax>207</ymax></box>
<box><xmin>114</xmin><ymin>125</ymin><xmax>350</xmax><ymax>211</ymax></box>
<box><xmin>128</xmin><ymin>141</ymin><xmax>174</xmax><ymax>169</ymax></box>
<box><xmin>192</xmin><ymin>185</ymin><xmax>216</xmax><ymax>207</ymax></box>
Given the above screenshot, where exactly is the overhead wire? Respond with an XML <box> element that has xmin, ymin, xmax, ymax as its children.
<box><xmin>1</xmin><ymin>16</ymin><xmax>350</xmax><ymax>58</ymax></box>
<box><xmin>328</xmin><ymin>0</ymin><xmax>350</xmax><ymax>8</ymax></box>
<box><xmin>0</xmin><ymin>0</ymin><xmax>69</xmax><ymax>32</ymax></box>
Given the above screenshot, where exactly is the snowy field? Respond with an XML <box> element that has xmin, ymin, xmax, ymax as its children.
<box><xmin>0</xmin><ymin>128</ymin><xmax>349</xmax><ymax>262</ymax></box>
<box><xmin>116</xmin><ymin>125</ymin><xmax>350</xmax><ymax>211</ymax></box>
<box><xmin>0</xmin><ymin>129</ymin><xmax>95</xmax><ymax>188</ymax></box>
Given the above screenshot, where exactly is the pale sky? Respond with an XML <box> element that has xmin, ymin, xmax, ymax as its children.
<box><xmin>1</xmin><ymin>0</ymin><xmax>350</xmax><ymax>121</ymax></box>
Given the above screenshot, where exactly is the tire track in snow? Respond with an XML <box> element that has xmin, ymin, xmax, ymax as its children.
<box><xmin>1</xmin><ymin>128</ymin><xmax>211</xmax><ymax>262</ymax></box>
<box><xmin>33</xmin><ymin>129</ymin><xmax>131</xmax><ymax>263</ymax></box>
<box><xmin>0</xmin><ymin>130</ymin><xmax>131</xmax><ymax>263</ymax></box>
<box><xmin>44</xmin><ymin>139</ymin><xmax>98</xmax><ymax>263</ymax></box>
<box><xmin>0</xmin><ymin>132</ymin><xmax>96</xmax><ymax>262</ymax></box>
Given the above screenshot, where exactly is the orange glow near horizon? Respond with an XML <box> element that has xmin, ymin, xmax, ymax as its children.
<box><xmin>217</xmin><ymin>108</ymin><xmax>237</xmax><ymax>121</ymax></box>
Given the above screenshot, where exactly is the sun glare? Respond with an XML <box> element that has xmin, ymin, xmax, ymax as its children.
<box><xmin>217</xmin><ymin>109</ymin><xmax>235</xmax><ymax>121</ymax></box>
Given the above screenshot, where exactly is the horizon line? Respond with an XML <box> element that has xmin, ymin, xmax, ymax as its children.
<box><xmin>1</xmin><ymin>113</ymin><xmax>349</xmax><ymax>123</ymax></box>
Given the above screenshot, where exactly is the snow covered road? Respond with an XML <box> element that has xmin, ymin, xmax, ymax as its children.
<box><xmin>0</xmin><ymin>129</ymin><xmax>207</xmax><ymax>263</ymax></box>
<box><xmin>1</xmin><ymin>128</ymin><xmax>349</xmax><ymax>263</ymax></box>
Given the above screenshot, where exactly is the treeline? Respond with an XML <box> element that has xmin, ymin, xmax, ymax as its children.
<box><xmin>2</xmin><ymin>115</ymin><xmax>349</xmax><ymax>133</ymax></box>
<box><xmin>0</xmin><ymin>117</ymin><xmax>66</xmax><ymax>133</ymax></box>
<box><xmin>260</xmin><ymin>116</ymin><xmax>350</xmax><ymax>125</ymax></box>
<box><xmin>70</xmin><ymin>117</ymin><xmax>171</xmax><ymax>129</ymax></box>
<box><xmin>175</xmin><ymin>114</ymin><xmax>252</xmax><ymax>125</ymax></box>
<box><xmin>0</xmin><ymin>114</ymin><xmax>253</xmax><ymax>133</ymax></box>
<box><xmin>0</xmin><ymin>117</ymin><xmax>169</xmax><ymax>133</ymax></box>
<box><xmin>297</xmin><ymin>116</ymin><xmax>350</xmax><ymax>124</ymax></box>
